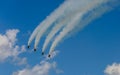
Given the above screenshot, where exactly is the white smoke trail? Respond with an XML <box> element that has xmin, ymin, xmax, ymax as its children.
<box><xmin>49</xmin><ymin>0</ymin><xmax>110</xmax><ymax>54</ymax></box>
<box><xmin>28</xmin><ymin>0</ymin><xmax>70</xmax><ymax>47</ymax></box>
<box><xmin>34</xmin><ymin>0</ymin><xmax>91</xmax><ymax>49</ymax></box>
<box><xmin>72</xmin><ymin>4</ymin><xmax>113</xmax><ymax>36</ymax></box>
<box><xmin>42</xmin><ymin>13</ymin><xmax>75</xmax><ymax>52</ymax></box>
<box><xmin>34</xmin><ymin>0</ymin><xmax>73</xmax><ymax>49</ymax></box>
<box><xmin>49</xmin><ymin>13</ymin><xmax>84</xmax><ymax>54</ymax></box>
<box><xmin>28</xmin><ymin>0</ymin><xmax>119</xmax><ymax>55</ymax></box>
<box><xmin>43</xmin><ymin>0</ymin><xmax>108</xmax><ymax>53</ymax></box>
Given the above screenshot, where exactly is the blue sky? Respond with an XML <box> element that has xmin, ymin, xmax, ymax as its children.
<box><xmin>0</xmin><ymin>0</ymin><xmax>120</xmax><ymax>75</ymax></box>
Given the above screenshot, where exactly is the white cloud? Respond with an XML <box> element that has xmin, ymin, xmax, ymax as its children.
<box><xmin>13</xmin><ymin>61</ymin><xmax>54</xmax><ymax>75</ymax></box>
<box><xmin>13</xmin><ymin>61</ymin><xmax>62</xmax><ymax>75</ymax></box>
<box><xmin>0</xmin><ymin>29</ymin><xmax>26</xmax><ymax>64</ymax></box>
<box><xmin>13</xmin><ymin>56</ymin><xmax>28</xmax><ymax>66</ymax></box>
<box><xmin>0</xmin><ymin>29</ymin><xmax>62</xmax><ymax>75</ymax></box>
<box><xmin>104</xmin><ymin>63</ymin><xmax>120</xmax><ymax>75</ymax></box>
<box><xmin>13</xmin><ymin>51</ymin><xmax>63</xmax><ymax>75</ymax></box>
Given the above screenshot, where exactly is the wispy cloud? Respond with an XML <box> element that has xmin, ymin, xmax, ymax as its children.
<box><xmin>13</xmin><ymin>61</ymin><xmax>55</xmax><ymax>75</ymax></box>
<box><xmin>0</xmin><ymin>29</ymin><xmax>62</xmax><ymax>75</ymax></box>
<box><xmin>104</xmin><ymin>63</ymin><xmax>120</xmax><ymax>75</ymax></box>
<box><xmin>0</xmin><ymin>29</ymin><xmax>27</xmax><ymax>65</ymax></box>
<box><xmin>13</xmin><ymin>51</ymin><xmax>63</xmax><ymax>75</ymax></box>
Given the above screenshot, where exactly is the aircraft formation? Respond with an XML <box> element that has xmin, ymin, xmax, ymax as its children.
<box><xmin>27</xmin><ymin>0</ymin><xmax>119</xmax><ymax>58</ymax></box>
<box><xmin>27</xmin><ymin>46</ymin><xmax>51</xmax><ymax>57</ymax></box>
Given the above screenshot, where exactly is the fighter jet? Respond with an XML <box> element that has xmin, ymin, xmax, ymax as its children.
<box><xmin>42</xmin><ymin>52</ymin><xmax>44</xmax><ymax>55</ymax></box>
<box><xmin>48</xmin><ymin>54</ymin><xmax>51</xmax><ymax>58</ymax></box>
<box><xmin>27</xmin><ymin>45</ymin><xmax>30</xmax><ymax>48</ymax></box>
<box><xmin>34</xmin><ymin>49</ymin><xmax>37</xmax><ymax>52</ymax></box>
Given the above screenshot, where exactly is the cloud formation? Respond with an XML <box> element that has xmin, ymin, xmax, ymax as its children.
<box><xmin>0</xmin><ymin>29</ymin><xmax>61</xmax><ymax>75</ymax></box>
<box><xmin>13</xmin><ymin>61</ymin><xmax>56</xmax><ymax>75</ymax></box>
<box><xmin>13</xmin><ymin>51</ymin><xmax>63</xmax><ymax>75</ymax></box>
<box><xmin>104</xmin><ymin>63</ymin><xmax>120</xmax><ymax>75</ymax></box>
<box><xmin>0</xmin><ymin>29</ymin><xmax>26</xmax><ymax>64</ymax></box>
